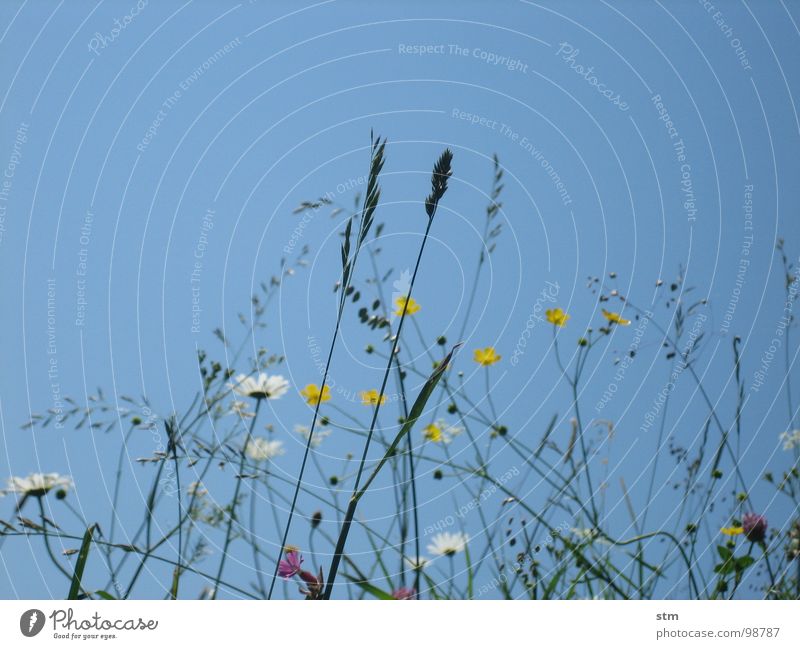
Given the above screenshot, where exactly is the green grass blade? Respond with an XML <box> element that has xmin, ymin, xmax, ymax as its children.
<box><xmin>356</xmin><ymin>343</ymin><xmax>462</xmax><ymax>499</ymax></box>
<box><xmin>342</xmin><ymin>574</ymin><xmax>394</xmax><ymax>600</ymax></box>
<box><xmin>67</xmin><ymin>524</ymin><xmax>96</xmax><ymax>600</ymax></box>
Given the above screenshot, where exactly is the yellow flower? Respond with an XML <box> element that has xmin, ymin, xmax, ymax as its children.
<box><xmin>394</xmin><ymin>295</ymin><xmax>421</xmax><ymax>317</ymax></box>
<box><xmin>423</xmin><ymin>422</ymin><xmax>443</xmax><ymax>443</ymax></box>
<box><xmin>300</xmin><ymin>384</ymin><xmax>331</xmax><ymax>405</ymax></box>
<box><xmin>545</xmin><ymin>308</ymin><xmax>570</xmax><ymax>328</ymax></box>
<box><xmin>423</xmin><ymin>419</ymin><xmax>464</xmax><ymax>444</ymax></box>
<box><xmin>473</xmin><ymin>347</ymin><xmax>501</xmax><ymax>366</ymax></box>
<box><xmin>360</xmin><ymin>389</ymin><xmax>387</xmax><ymax>406</ymax></box>
<box><xmin>602</xmin><ymin>309</ymin><xmax>631</xmax><ymax>326</ymax></box>
<box><xmin>720</xmin><ymin>526</ymin><xmax>744</xmax><ymax>537</ymax></box>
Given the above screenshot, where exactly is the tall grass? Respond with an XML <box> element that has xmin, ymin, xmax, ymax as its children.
<box><xmin>7</xmin><ymin>136</ymin><xmax>800</xmax><ymax>601</ymax></box>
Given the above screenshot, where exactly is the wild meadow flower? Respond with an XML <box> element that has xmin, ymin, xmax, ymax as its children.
<box><xmin>720</xmin><ymin>526</ymin><xmax>744</xmax><ymax>537</ymax></box>
<box><xmin>392</xmin><ymin>586</ymin><xmax>416</xmax><ymax>600</ymax></box>
<box><xmin>245</xmin><ymin>437</ymin><xmax>285</xmax><ymax>462</ymax></box>
<box><xmin>742</xmin><ymin>513</ymin><xmax>768</xmax><ymax>543</ymax></box>
<box><xmin>300</xmin><ymin>383</ymin><xmax>331</xmax><ymax>405</ymax></box>
<box><xmin>779</xmin><ymin>429</ymin><xmax>800</xmax><ymax>450</ymax></box>
<box><xmin>788</xmin><ymin>520</ymin><xmax>800</xmax><ymax>561</ymax></box>
<box><xmin>394</xmin><ymin>295</ymin><xmax>420</xmax><ymax>316</ymax></box>
<box><xmin>423</xmin><ymin>419</ymin><xmax>464</xmax><ymax>444</ymax></box>
<box><xmin>278</xmin><ymin>549</ymin><xmax>303</xmax><ymax>578</ymax></box>
<box><xmin>3</xmin><ymin>473</ymin><xmax>72</xmax><ymax>498</ymax></box>
<box><xmin>293</xmin><ymin>424</ymin><xmax>330</xmax><ymax>448</ymax></box>
<box><xmin>427</xmin><ymin>531</ymin><xmax>468</xmax><ymax>556</ymax></box>
<box><xmin>546</xmin><ymin>307</ymin><xmax>570</xmax><ymax>327</ymax></box>
<box><xmin>229</xmin><ymin>401</ymin><xmax>255</xmax><ymax>418</ymax></box>
<box><xmin>360</xmin><ymin>389</ymin><xmax>388</xmax><ymax>406</ymax></box>
<box><xmin>277</xmin><ymin>548</ymin><xmax>324</xmax><ymax>598</ymax></box>
<box><xmin>473</xmin><ymin>347</ymin><xmax>501</xmax><ymax>366</ymax></box>
<box><xmin>231</xmin><ymin>373</ymin><xmax>289</xmax><ymax>400</ymax></box>
<box><xmin>186</xmin><ymin>481</ymin><xmax>207</xmax><ymax>497</ymax></box>
<box><xmin>601</xmin><ymin>309</ymin><xmax>631</xmax><ymax>326</ymax></box>
<box><xmin>404</xmin><ymin>556</ymin><xmax>428</xmax><ymax>571</ymax></box>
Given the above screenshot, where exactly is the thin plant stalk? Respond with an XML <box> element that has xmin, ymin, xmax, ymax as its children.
<box><xmin>323</xmin><ymin>148</ymin><xmax>453</xmax><ymax>599</ymax></box>
<box><xmin>267</xmin><ymin>135</ymin><xmax>386</xmax><ymax>599</ymax></box>
<box><xmin>211</xmin><ymin>397</ymin><xmax>262</xmax><ymax>599</ymax></box>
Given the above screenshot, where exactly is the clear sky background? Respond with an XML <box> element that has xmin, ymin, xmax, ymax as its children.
<box><xmin>1</xmin><ymin>0</ymin><xmax>799</xmax><ymax>598</ymax></box>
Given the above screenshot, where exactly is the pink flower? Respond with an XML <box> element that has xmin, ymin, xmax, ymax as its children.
<box><xmin>278</xmin><ymin>550</ymin><xmax>303</xmax><ymax>578</ymax></box>
<box><xmin>742</xmin><ymin>513</ymin><xmax>768</xmax><ymax>543</ymax></box>
<box><xmin>392</xmin><ymin>586</ymin><xmax>416</xmax><ymax>600</ymax></box>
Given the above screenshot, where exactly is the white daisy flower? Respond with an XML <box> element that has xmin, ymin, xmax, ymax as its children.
<box><xmin>294</xmin><ymin>424</ymin><xmax>331</xmax><ymax>448</ymax></box>
<box><xmin>245</xmin><ymin>437</ymin><xmax>285</xmax><ymax>462</ymax></box>
<box><xmin>427</xmin><ymin>531</ymin><xmax>468</xmax><ymax>556</ymax></box>
<box><xmin>3</xmin><ymin>473</ymin><xmax>72</xmax><ymax>497</ymax></box>
<box><xmin>779</xmin><ymin>429</ymin><xmax>800</xmax><ymax>451</ymax></box>
<box><xmin>231</xmin><ymin>373</ymin><xmax>289</xmax><ymax>400</ymax></box>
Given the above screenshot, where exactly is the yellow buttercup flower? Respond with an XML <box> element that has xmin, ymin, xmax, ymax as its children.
<box><xmin>423</xmin><ymin>419</ymin><xmax>464</xmax><ymax>444</ymax></box>
<box><xmin>394</xmin><ymin>296</ymin><xmax>421</xmax><ymax>317</ymax></box>
<box><xmin>360</xmin><ymin>389</ymin><xmax>388</xmax><ymax>406</ymax></box>
<box><xmin>721</xmin><ymin>526</ymin><xmax>744</xmax><ymax>537</ymax></box>
<box><xmin>423</xmin><ymin>422</ymin><xmax>443</xmax><ymax>443</ymax></box>
<box><xmin>300</xmin><ymin>384</ymin><xmax>331</xmax><ymax>405</ymax></box>
<box><xmin>546</xmin><ymin>308</ymin><xmax>570</xmax><ymax>328</ymax></box>
<box><xmin>602</xmin><ymin>309</ymin><xmax>631</xmax><ymax>326</ymax></box>
<box><xmin>473</xmin><ymin>347</ymin><xmax>501</xmax><ymax>366</ymax></box>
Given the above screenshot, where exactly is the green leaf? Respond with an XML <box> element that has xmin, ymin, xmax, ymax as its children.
<box><xmin>465</xmin><ymin>542</ymin><xmax>474</xmax><ymax>599</ymax></box>
<box><xmin>169</xmin><ymin>566</ymin><xmax>180</xmax><ymax>600</ymax></box>
<box><xmin>716</xmin><ymin>545</ymin><xmax>732</xmax><ymax>562</ymax></box>
<box><xmin>421</xmin><ymin>571</ymin><xmax>441</xmax><ymax>600</ymax></box>
<box><xmin>68</xmin><ymin>524</ymin><xmax>96</xmax><ymax>600</ymax></box>
<box><xmin>543</xmin><ymin>564</ymin><xmax>569</xmax><ymax>599</ymax></box>
<box><xmin>94</xmin><ymin>590</ymin><xmax>117</xmax><ymax>600</ymax></box>
<box><xmin>356</xmin><ymin>343</ymin><xmax>462</xmax><ymax>499</ymax></box>
<box><xmin>342</xmin><ymin>574</ymin><xmax>393</xmax><ymax>600</ymax></box>
<box><xmin>714</xmin><ymin>561</ymin><xmax>735</xmax><ymax>576</ymax></box>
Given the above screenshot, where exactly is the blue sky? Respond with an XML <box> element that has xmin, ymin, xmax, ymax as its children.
<box><xmin>1</xmin><ymin>0</ymin><xmax>799</xmax><ymax>598</ymax></box>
